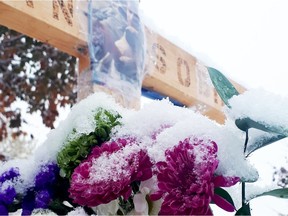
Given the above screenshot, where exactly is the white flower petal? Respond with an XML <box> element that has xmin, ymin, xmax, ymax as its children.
<box><xmin>133</xmin><ymin>193</ymin><xmax>149</xmax><ymax>215</ymax></box>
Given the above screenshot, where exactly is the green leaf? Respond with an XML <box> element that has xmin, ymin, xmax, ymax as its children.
<box><xmin>214</xmin><ymin>187</ymin><xmax>236</xmax><ymax>212</ymax></box>
<box><xmin>214</xmin><ymin>187</ymin><xmax>235</xmax><ymax>208</ymax></box>
<box><xmin>236</xmin><ymin>117</ymin><xmax>287</xmax><ymax>154</ymax></box>
<box><xmin>57</xmin><ymin>108</ymin><xmax>122</xmax><ymax>179</ymax></box>
<box><xmin>235</xmin><ymin>203</ymin><xmax>251</xmax><ymax>215</ymax></box>
<box><xmin>246</xmin><ymin>133</ymin><xmax>286</xmax><ymax>156</ymax></box>
<box><xmin>235</xmin><ymin>118</ymin><xmax>288</xmax><ymax>136</ymax></box>
<box><xmin>207</xmin><ymin>67</ymin><xmax>239</xmax><ymax>108</ymax></box>
<box><xmin>48</xmin><ymin>199</ymin><xmax>74</xmax><ymax>215</ymax></box>
<box><xmin>256</xmin><ymin>188</ymin><xmax>288</xmax><ymax>199</ymax></box>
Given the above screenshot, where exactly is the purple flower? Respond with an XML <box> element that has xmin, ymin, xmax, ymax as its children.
<box><xmin>0</xmin><ymin>168</ymin><xmax>19</xmax><ymax>183</ymax></box>
<box><xmin>22</xmin><ymin>163</ymin><xmax>59</xmax><ymax>214</ymax></box>
<box><xmin>150</xmin><ymin>137</ymin><xmax>239</xmax><ymax>215</ymax></box>
<box><xmin>0</xmin><ymin>186</ymin><xmax>17</xmax><ymax>205</ymax></box>
<box><xmin>0</xmin><ymin>168</ymin><xmax>20</xmax><ymax>216</ymax></box>
<box><xmin>69</xmin><ymin>138</ymin><xmax>153</xmax><ymax>207</ymax></box>
<box><xmin>35</xmin><ymin>190</ymin><xmax>51</xmax><ymax>209</ymax></box>
<box><xmin>35</xmin><ymin>163</ymin><xmax>59</xmax><ymax>189</ymax></box>
<box><xmin>0</xmin><ymin>204</ymin><xmax>8</xmax><ymax>215</ymax></box>
<box><xmin>22</xmin><ymin>190</ymin><xmax>35</xmax><ymax>216</ymax></box>
<box><xmin>0</xmin><ymin>186</ymin><xmax>17</xmax><ymax>216</ymax></box>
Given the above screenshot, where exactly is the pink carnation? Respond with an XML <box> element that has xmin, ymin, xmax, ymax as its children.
<box><xmin>69</xmin><ymin>138</ymin><xmax>153</xmax><ymax>207</ymax></box>
<box><xmin>150</xmin><ymin>137</ymin><xmax>239</xmax><ymax>215</ymax></box>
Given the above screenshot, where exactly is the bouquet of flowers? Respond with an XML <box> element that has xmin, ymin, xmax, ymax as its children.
<box><xmin>1</xmin><ymin>68</ymin><xmax>287</xmax><ymax>216</ymax></box>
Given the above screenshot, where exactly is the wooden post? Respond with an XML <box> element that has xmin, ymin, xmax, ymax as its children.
<box><xmin>0</xmin><ymin>0</ymin><xmax>88</xmax><ymax>59</ymax></box>
<box><xmin>0</xmin><ymin>0</ymin><xmax>245</xmax><ymax>123</ymax></box>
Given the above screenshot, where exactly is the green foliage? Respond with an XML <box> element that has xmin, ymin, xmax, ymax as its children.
<box><xmin>208</xmin><ymin>66</ymin><xmax>287</xmax><ymax>155</ymax></box>
<box><xmin>57</xmin><ymin>108</ymin><xmax>122</xmax><ymax>178</ymax></box>
<box><xmin>208</xmin><ymin>66</ymin><xmax>288</xmax><ymax>214</ymax></box>
<box><xmin>214</xmin><ymin>187</ymin><xmax>235</xmax><ymax>209</ymax></box>
<box><xmin>246</xmin><ymin>133</ymin><xmax>286</xmax><ymax>156</ymax></box>
<box><xmin>118</xmin><ymin>196</ymin><xmax>135</xmax><ymax>215</ymax></box>
<box><xmin>235</xmin><ymin>117</ymin><xmax>287</xmax><ymax>155</ymax></box>
<box><xmin>118</xmin><ymin>181</ymin><xmax>140</xmax><ymax>216</ymax></box>
<box><xmin>48</xmin><ymin>199</ymin><xmax>74</xmax><ymax>215</ymax></box>
<box><xmin>235</xmin><ymin>202</ymin><xmax>251</xmax><ymax>215</ymax></box>
<box><xmin>207</xmin><ymin>67</ymin><xmax>239</xmax><ymax>108</ymax></box>
<box><xmin>238</xmin><ymin>189</ymin><xmax>288</xmax><ymax>216</ymax></box>
<box><xmin>255</xmin><ymin>188</ymin><xmax>288</xmax><ymax>199</ymax></box>
<box><xmin>236</xmin><ymin>117</ymin><xmax>287</xmax><ymax>154</ymax></box>
<box><xmin>93</xmin><ymin>108</ymin><xmax>122</xmax><ymax>143</ymax></box>
<box><xmin>235</xmin><ymin>118</ymin><xmax>288</xmax><ymax>136</ymax></box>
<box><xmin>0</xmin><ymin>25</ymin><xmax>77</xmax><ymax>143</ymax></box>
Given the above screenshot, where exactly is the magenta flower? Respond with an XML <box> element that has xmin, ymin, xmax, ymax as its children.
<box><xmin>69</xmin><ymin>138</ymin><xmax>153</xmax><ymax>207</ymax></box>
<box><xmin>150</xmin><ymin>137</ymin><xmax>239</xmax><ymax>215</ymax></box>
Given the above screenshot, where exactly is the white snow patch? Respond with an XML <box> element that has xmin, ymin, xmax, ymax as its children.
<box><xmin>227</xmin><ymin>88</ymin><xmax>288</xmax><ymax>129</ymax></box>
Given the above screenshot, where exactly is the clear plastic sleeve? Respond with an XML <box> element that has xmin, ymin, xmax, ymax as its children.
<box><xmin>76</xmin><ymin>0</ymin><xmax>146</xmax><ymax>107</ymax></box>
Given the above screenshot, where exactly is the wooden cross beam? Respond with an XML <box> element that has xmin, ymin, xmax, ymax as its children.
<box><xmin>0</xmin><ymin>0</ymin><xmax>245</xmax><ymax>123</ymax></box>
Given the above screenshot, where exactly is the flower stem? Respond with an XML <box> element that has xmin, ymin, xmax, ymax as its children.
<box><xmin>244</xmin><ymin>129</ymin><xmax>249</xmax><ymax>154</ymax></box>
<box><xmin>242</xmin><ymin>129</ymin><xmax>249</xmax><ymax>208</ymax></box>
<box><xmin>242</xmin><ymin>182</ymin><xmax>246</xmax><ymax>207</ymax></box>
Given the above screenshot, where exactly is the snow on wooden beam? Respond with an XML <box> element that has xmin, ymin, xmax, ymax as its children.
<box><xmin>0</xmin><ymin>0</ymin><xmax>245</xmax><ymax>123</ymax></box>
